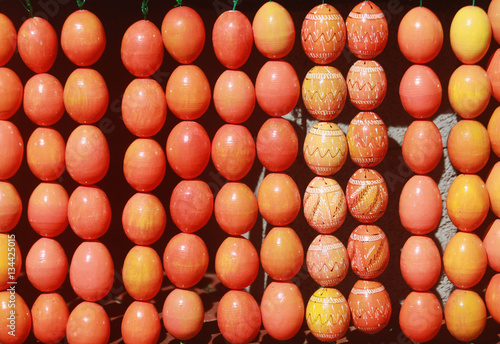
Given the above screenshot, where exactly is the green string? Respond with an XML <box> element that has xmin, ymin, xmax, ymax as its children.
<box><xmin>232</xmin><ymin>0</ymin><xmax>237</xmax><ymax>10</ymax></box>
<box><xmin>20</xmin><ymin>0</ymin><xmax>34</xmax><ymax>17</ymax></box>
<box><xmin>420</xmin><ymin>0</ymin><xmax>422</xmax><ymax>6</ymax></box>
<box><xmin>472</xmin><ymin>0</ymin><xmax>475</xmax><ymax>5</ymax></box>
<box><xmin>322</xmin><ymin>0</ymin><xmax>325</xmax><ymax>3</ymax></box>
<box><xmin>174</xmin><ymin>0</ymin><xmax>182</xmax><ymax>7</ymax></box>
<box><xmin>141</xmin><ymin>0</ymin><xmax>149</xmax><ymax>19</ymax></box>
<box><xmin>76</xmin><ymin>0</ymin><xmax>85</xmax><ymax>9</ymax></box>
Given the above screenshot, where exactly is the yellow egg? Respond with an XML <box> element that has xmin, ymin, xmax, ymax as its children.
<box><xmin>488</xmin><ymin>106</ymin><xmax>500</xmax><ymax>157</ymax></box>
<box><xmin>486</xmin><ymin>162</ymin><xmax>500</xmax><ymax>217</ymax></box>
<box><xmin>445</xmin><ymin>289</ymin><xmax>487</xmax><ymax>342</ymax></box>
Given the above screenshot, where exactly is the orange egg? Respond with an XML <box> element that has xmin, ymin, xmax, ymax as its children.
<box><xmin>487</xmin><ymin>49</ymin><xmax>500</xmax><ymax>102</ymax></box>
<box><xmin>0</xmin><ymin>68</ymin><xmax>22</xmax><ymax>120</ymax></box>
<box><xmin>489</xmin><ymin>0</ymin><xmax>500</xmax><ymax>44</ymax></box>
<box><xmin>123</xmin><ymin>245</ymin><xmax>163</xmax><ymax>301</ymax></box>
<box><xmin>66</xmin><ymin>301</ymin><xmax>110</xmax><ymax>344</ymax></box>
<box><xmin>0</xmin><ymin>181</ymin><xmax>22</xmax><ymax>233</ymax></box>
<box><xmin>0</xmin><ymin>14</ymin><xmax>16</xmax><ymax>66</ymax></box>
<box><xmin>399</xmin><ymin>291</ymin><xmax>442</xmax><ymax>343</ymax></box>
<box><xmin>346</xmin><ymin>60</ymin><xmax>387</xmax><ymax>111</ymax></box>
<box><xmin>486</xmin><ymin>162</ymin><xmax>500</xmax><ymax>218</ymax></box>
<box><xmin>23</xmin><ymin>73</ymin><xmax>64</xmax><ymax>126</ymax></box>
<box><xmin>0</xmin><ymin>233</ymin><xmax>21</xmax><ymax>290</ymax></box>
<box><xmin>28</xmin><ymin>182</ymin><xmax>69</xmax><ymax>237</ymax></box>
<box><xmin>400</xmin><ymin>236</ymin><xmax>441</xmax><ymax>291</ymax></box>
<box><xmin>31</xmin><ymin>293</ymin><xmax>68</xmax><ymax>344</ymax></box>
<box><xmin>306</xmin><ymin>234</ymin><xmax>348</xmax><ymax>287</ymax></box>
<box><xmin>163</xmin><ymin>289</ymin><xmax>204</xmax><ymax>341</ymax></box>
<box><xmin>485</xmin><ymin>273</ymin><xmax>500</xmax><ymax>323</ymax></box>
<box><xmin>488</xmin><ymin>106</ymin><xmax>500</xmax><ymax>157</ymax></box>
<box><xmin>443</xmin><ymin>232</ymin><xmax>487</xmax><ymax>289</ymax></box>
<box><xmin>0</xmin><ymin>291</ymin><xmax>31</xmax><ymax>344</ymax></box>
<box><xmin>347</xmin><ymin>111</ymin><xmax>388</xmax><ymax>167</ymax></box>
<box><xmin>402</xmin><ymin>120</ymin><xmax>442</xmax><ymax>174</ymax></box>
<box><xmin>256</xmin><ymin>118</ymin><xmax>298</xmax><ymax>172</ymax></box>
<box><xmin>448</xmin><ymin>120</ymin><xmax>490</xmax><ymax>173</ymax></box>
<box><xmin>213</xmin><ymin>70</ymin><xmax>255</xmax><ymax>124</ymax></box>
<box><xmin>483</xmin><ymin>220</ymin><xmax>500</xmax><ymax>271</ymax></box>
<box><xmin>445</xmin><ymin>289</ymin><xmax>486</xmax><ymax>342</ymax></box>
<box><xmin>27</xmin><ymin>127</ymin><xmax>66</xmax><ymax>181</ymax></box>
<box><xmin>0</xmin><ymin>120</ymin><xmax>23</xmax><ymax>180</ymax></box>
<box><xmin>122</xmin><ymin>301</ymin><xmax>161</xmax><ymax>344</ymax></box>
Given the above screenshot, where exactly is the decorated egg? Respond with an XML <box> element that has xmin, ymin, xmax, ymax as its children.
<box><xmin>448</xmin><ymin>120</ymin><xmax>490</xmax><ymax>173</ymax></box>
<box><xmin>255</xmin><ymin>60</ymin><xmax>300</xmax><ymax>117</ymax></box>
<box><xmin>488</xmin><ymin>106</ymin><xmax>500</xmax><ymax>157</ymax></box>
<box><xmin>483</xmin><ymin>220</ymin><xmax>500</xmax><ymax>271</ymax></box>
<box><xmin>348</xmin><ymin>280</ymin><xmax>391</xmax><ymax>334</ymax></box>
<box><xmin>346</xmin><ymin>1</ymin><xmax>388</xmax><ymax>59</ymax></box>
<box><xmin>399</xmin><ymin>175</ymin><xmax>442</xmax><ymax>235</ymax></box>
<box><xmin>163</xmin><ymin>289</ymin><xmax>204</xmax><ymax>341</ymax></box>
<box><xmin>489</xmin><ymin>0</ymin><xmax>500</xmax><ymax>44</ymax></box>
<box><xmin>443</xmin><ymin>232</ymin><xmax>487</xmax><ymax>289</ymax></box>
<box><xmin>0</xmin><ymin>120</ymin><xmax>23</xmax><ymax>180</ymax></box>
<box><xmin>26</xmin><ymin>127</ymin><xmax>65</xmax><ymax>181</ymax></box>
<box><xmin>213</xmin><ymin>70</ymin><xmax>255</xmax><ymax>124</ymax></box>
<box><xmin>345</xmin><ymin>168</ymin><xmax>388</xmax><ymax>223</ymax></box>
<box><xmin>256</xmin><ymin>118</ymin><xmax>298</xmax><ymax>172</ymax></box>
<box><xmin>399</xmin><ymin>291</ymin><xmax>442</xmax><ymax>343</ymax></box>
<box><xmin>347</xmin><ymin>224</ymin><xmax>390</xmax><ymax>279</ymax></box>
<box><xmin>306</xmin><ymin>287</ymin><xmax>350</xmax><ymax>342</ymax></box>
<box><xmin>0</xmin><ymin>234</ymin><xmax>21</xmax><ymax>290</ymax></box>
<box><xmin>122</xmin><ymin>245</ymin><xmax>163</xmax><ymax>301</ymax></box>
<box><xmin>303</xmin><ymin>122</ymin><xmax>348</xmax><ymax>176</ymax></box>
<box><xmin>0</xmin><ymin>14</ymin><xmax>16</xmax><ymax>66</ymax></box>
<box><xmin>347</xmin><ymin>60</ymin><xmax>387</xmax><ymax>110</ymax></box>
<box><xmin>485</xmin><ymin>273</ymin><xmax>500</xmax><ymax>323</ymax></box>
<box><xmin>66</xmin><ymin>301</ymin><xmax>110</xmax><ymax>344</ymax></box>
<box><xmin>302</xmin><ymin>66</ymin><xmax>347</xmax><ymax>121</ymax></box>
<box><xmin>301</xmin><ymin>4</ymin><xmax>346</xmax><ymax>64</ymax></box>
<box><xmin>402</xmin><ymin>120</ymin><xmax>442</xmax><ymax>174</ymax></box>
<box><xmin>26</xmin><ymin>237</ymin><xmax>67</xmax><ymax>292</ymax></box>
<box><xmin>0</xmin><ymin>291</ymin><xmax>31</xmax><ymax>344</ymax></box>
<box><xmin>445</xmin><ymin>289</ymin><xmax>487</xmax><ymax>342</ymax></box>
<box><xmin>23</xmin><ymin>73</ymin><xmax>64</xmax><ymax>126</ymax></box>
<box><xmin>447</xmin><ymin>174</ymin><xmax>489</xmax><ymax>232</ymax></box>
<box><xmin>0</xmin><ymin>181</ymin><xmax>22</xmax><ymax>233</ymax></box>
<box><xmin>347</xmin><ymin>111</ymin><xmax>388</xmax><ymax>167</ymax></box>
<box><xmin>31</xmin><ymin>293</ymin><xmax>68</xmax><ymax>344</ymax></box>
<box><xmin>399</xmin><ymin>64</ymin><xmax>442</xmax><ymax>119</ymax></box>
<box><xmin>0</xmin><ymin>68</ymin><xmax>22</xmax><ymax>120</ymax></box>
<box><xmin>400</xmin><ymin>236</ymin><xmax>441</xmax><ymax>291</ymax></box>
<box><xmin>487</xmin><ymin>49</ymin><xmax>500</xmax><ymax>102</ymax></box>
<box><xmin>122</xmin><ymin>301</ymin><xmax>161</xmax><ymax>344</ymax></box>
<box><xmin>306</xmin><ymin>234</ymin><xmax>348</xmax><ymax>287</ymax></box>
<box><xmin>303</xmin><ymin>176</ymin><xmax>347</xmax><ymax>234</ymax></box>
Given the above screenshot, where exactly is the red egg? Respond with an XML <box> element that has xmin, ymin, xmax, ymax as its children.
<box><xmin>23</xmin><ymin>73</ymin><xmax>64</xmax><ymax>126</ymax></box>
<box><xmin>487</xmin><ymin>49</ymin><xmax>500</xmax><ymax>102</ymax></box>
<box><xmin>303</xmin><ymin>176</ymin><xmax>347</xmax><ymax>234</ymax></box>
<box><xmin>69</xmin><ymin>241</ymin><xmax>114</xmax><ymax>301</ymax></box>
<box><xmin>400</xmin><ymin>236</ymin><xmax>441</xmax><ymax>291</ymax></box>
<box><xmin>445</xmin><ymin>289</ymin><xmax>487</xmax><ymax>342</ymax></box>
<box><xmin>122</xmin><ymin>301</ymin><xmax>161</xmax><ymax>344</ymax></box>
<box><xmin>261</xmin><ymin>281</ymin><xmax>304</xmax><ymax>340</ymax></box>
<box><xmin>0</xmin><ymin>14</ymin><xmax>16</xmax><ymax>66</ymax></box>
<box><xmin>307</xmin><ymin>234</ymin><xmax>348</xmax><ymax>287</ymax></box>
<box><xmin>212</xmin><ymin>124</ymin><xmax>255</xmax><ymax>181</ymax></box>
<box><xmin>448</xmin><ymin>120</ymin><xmax>490</xmax><ymax>173</ymax></box>
<box><xmin>65</xmin><ymin>125</ymin><xmax>110</xmax><ymax>185</ymax></box>
<box><xmin>28</xmin><ymin>182</ymin><xmax>69</xmax><ymax>237</ymax></box>
<box><xmin>398</xmin><ymin>6</ymin><xmax>443</xmax><ymax>63</ymax></box>
<box><xmin>402</xmin><ymin>120</ymin><xmax>442</xmax><ymax>174</ymax></box>
<box><xmin>27</xmin><ymin>127</ymin><xmax>65</xmax><ymax>181</ymax></box>
<box><xmin>257</xmin><ymin>173</ymin><xmax>301</xmax><ymax>226</ymax></box>
<box><xmin>256</xmin><ymin>118</ymin><xmax>298</xmax><ymax>172</ymax></box>
<box><xmin>0</xmin><ymin>234</ymin><xmax>21</xmax><ymax>290</ymax></box>
<box><xmin>488</xmin><ymin>106</ymin><xmax>500</xmax><ymax>157</ymax></box>
<box><xmin>0</xmin><ymin>181</ymin><xmax>22</xmax><ymax>233</ymax></box>
<box><xmin>32</xmin><ymin>293</ymin><xmax>69</xmax><ymax>344</ymax></box>
<box><xmin>18</xmin><ymin>16</ymin><xmax>57</xmax><ymax>73</ymax></box>
<box><xmin>347</xmin><ymin>224</ymin><xmax>390</xmax><ymax>279</ymax></box>
<box><xmin>163</xmin><ymin>289</ymin><xmax>204</xmax><ymax>341</ymax></box>
<box><xmin>66</xmin><ymin>301</ymin><xmax>110</xmax><ymax>344</ymax></box>
<box><xmin>161</xmin><ymin>6</ymin><xmax>205</xmax><ymax>64</ymax></box>
<box><xmin>121</xmin><ymin>20</ymin><xmax>163</xmax><ymax>77</ymax></box>
<box><xmin>483</xmin><ymin>220</ymin><xmax>500</xmax><ymax>271</ymax></box>
<box><xmin>122</xmin><ymin>78</ymin><xmax>167</xmax><ymax>137</ymax></box>
<box><xmin>213</xmin><ymin>70</ymin><xmax>255</xmax><ymax>124</ymax></box>
<box><xmin>68</xmin><ymin>185</ymin><xmax>111</xmax><ymax>240</ymax></box>
<box><xmin>217</xmin><ymin>290</ymin><xmax>261</xmax><ymax>344</ymax></box>
<box><xmin>123</xmin><ymin>245</ymin><xmax>163</xmax><ymax>301</ymax></box>
<box><xmin>399</xmin><ymin>291</ymin><xmax>442</xmax><ymax>343</ymax></box>
<box><xmin>163</xmin><ymin>233</ymin><xmax>208</xmax><ymax>288</ymax></box>
<box><xmin>347</xmin><ymin>60</ymin><xmax>387</xmax><ymax>110</ymax></box>
<box><xmin>0</xmin><ymin>68</ymin><xmax>22</xmax><ymax>120</ymax></box>
<box><xmin>122</xmin><ymin>192</ymin><xmax>166</xmax><ymax>245</ymax></box>
<box><xmin>347</xmin><ymin>111</ymin><xmax>388</xmax><ymax>167</ymax></box>
<box><xmin>399</xmin><ymin>65</ymin><xmax>442</xmax><ymax>119</ymax></box>
<box><xmin>346</xmin><ymin>1</ymin><xmax>388</xmax><ymax>59</ymax></box>
<box><xmin>123</xmin><ymin>138</ymin><xmax>166</xmax><ymax>192</ymax></box>
<box><xmin>489</xmin><ymin>0</ymin><xmax>500</xmax><ymax>44</ymax></box>
<box><xmin>26</xmin><ymin>237</ymin><xmax>67</xmax><ymax>292</ymax></box>
<box><xmin>170</xmin><ymin>179</ymin><xmax>213</xmax><ymax>233</ymax></box>
<box><xmin>213</xmin><ymin>10</ymin><xmax>253</xmax><ymax>69</ymax></box>
<box><xmin>0</xmin><ymin>120</ymin><xmax>23</xmax><ymax>180</ymax></box>
<box><xmin>485</xmin><ymin>273</ymin><xmax>500</xmax><ymax>323</ymax></box>
<box><xmin>301</xmin><ymin>4</ymin><xmax>346</xmax><ymax>64</ymax></box>
<box><xmin>165</xmin><ymin>64</ymin><xmax>211</xmax><ymax>120</ymax></box>
<box><xmin>215</xmin><ymin>236</ymin><xmax>259</xmax><ymax>289</ymax></box>
<box><xmin>255</xmin><ymin>60</ymin><xmax>300</xmax><ymax>117</ymax></box>
<box><xmin>0</xmin><ymin>291</ymin><xmax>31</xmax><ymax>344</ymax></box>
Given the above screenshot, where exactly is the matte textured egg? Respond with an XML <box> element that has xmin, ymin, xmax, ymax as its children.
<box><xmin>0</xmin><ymin>234</ymin><xmax>21</xmax><ymax>290</ymax></box>
<box><xmin>0</xmin><ymin>14</ymin><xmax>16</xmax><ymax>67</ymax></box>
<box><xmin>402</xmin><ymin>120</ymin><xmax>442</xmax><ymax>174</ymax></box>
<box><xmin>0</xmin><ymin>120</ymin><xmax>23</xmax><ymax>180</ymax></box>
<box><xmin>256</xmin><ymin>118</ymin><xmax>298</xmax><ymax>172</ymax></box>
<box><xmin>306</xmin><ymin>234</ymin><xmax>349</xmax><ymax>287</ymax></box>
<box><xmin>483</xmin><ymin>220</ymin><xmax>500</xmax><ymax>271</ymax></box>
<box><xmin>0</xmin><ymin>291</ymin><xmax>31</xmax><ymax>344</ymax></box>
<box><xmin>0</xmin><ymin>68</ymin><xmax>22</xmax><ymax>120</ymax></box>
<box><xmin>163</xmin><ymin>289</ymin><xmax>204</xmax><ymax>341</ymax></box>
<box><xmin>122</xmin><ymin>245</ymin><xmax>163</xmax><ymax>301</ymax></box>
<box><xmin>487</xmin><ymin>49</ymin><xmax>500</xmax><ymax>102</ymax></box>
<box><xmin>347</xmin><ymin>60</ymin><xmax>387</xmax><ymax>110</ymax></box>
<box><xmin>66</xmin><ymin>301</ymin><xmax>110</xmax><ymax>344</ymax></box>
<box><xmin>213</xmin><ymin>70</ymin><xmax>255</xmax><ymax>124</ymax></box>
<box><xmin>26</xmin><ymin>127</ymin><xmax>66</xmax><ymax>181</ymax></box>
<box><xmin>400</xmin><ymin>236</ymin><xmax>441</xmax><ymax>291</ymax></box>
<box><xmin>488</xmin><ymin>106</ymin><xmax>500</xmax><ymax>157</ymax></box>
<box><xmin>485</xmin><ymin>273</ymin><xmax>500</xmax><ymax>323</ymax></box>
<box><xmin>0</xmin><ymin>181</ymin><xmax>21</xmax><ymax>233</ymax></box>
<box><xmin>445</xmin><ymin>289</ymin><xmax>487</xmax><ymax>342</ymax></box>
<box><xmin>399</xmin><ymin>291</ymin><xmax>442</xmax><ymax>343</ymax></box>
<box><xmin>489</xmin><ymin>0</ymin><xmax>500</xmax><ymax>44</ymax></box>
<box><xmin>448</xmin><ymin>120</ymin><xmax>490</xmax><ymax>173</ymax></box>
<box><xmin>26</xmin><ymin>237</ymin><xmax>67</xmax><ymax>292</ymax></box>
<box><xmin>347</xmin><ymin>111</ymin><xmax>388</xmax><ymax>167</ymax></box>
<box><xmin>122</xmin><ymin>301</ymin><xmax>161</xmax><ymax>344</ymax></box>
<box><xmin>31</xmin><ymin>293</ymin><xmax>68</xmax><ymax>344</ymax></box>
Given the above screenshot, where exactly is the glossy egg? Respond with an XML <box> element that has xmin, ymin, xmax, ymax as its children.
<box><xmin>443</xmin><ymin>232</ymin><xmax>487</xmax><ymax>289</ymax></box>
<box><xmin>0</xmin><ymin>181</ymin><xmax>21</xmax><ymax>233</ymax></box>
<box><xmin>347</xmin><ymin>224</ymin><xmax>390</xmax><ymax>279</ymax></box>
<box><xmin>27</xmin><ymin>127</ymin><xmax>65</xmax><ymax>181</ymax></box>
<box><xmin>489</xmin><ymin>0</ymin><xmax>500</xmax><ymax>44</ymax></box>
<box><xmin>483</xmin><ymin>220</ymin><xmax>500</xmax><ymax>271</ymax></box>
<box><xmin>302</xmin><ymin>65</ymin><xmax>347</xmax><ymax>121</ymax></box>
<box><xmin>399</xmin><ymin>64</ymin><xmax>442</xmax><ymax>119</ymax></box>
<box><xmin>23</xmin><ymin>73</ymin><xmax>64</xmax><ymax>126</ymax></box>
<box><xmin>346</xmin><ymin>168</ymin><xmax>388</xmax><ymax>223</ymax></box>
<box><xmin>66</xmin><ymin>301</ymin><xmax>110</xmax><ymax>344</ymax></box>
<box><xmin>448</xmin><ymin>120</ymin><xmax>490</xmax><ymax>173</ymax></box>
<box><xmin>213</xmin><ymin>70</ymin><xmax>255</xmax><ymax>124</ymax></box>
<box><xmin>399</xmin><ymin>175</ymin><xmax>442</xmax><ymax>235</ymax></box>
<box><xmin>347</xmin><ymin>111</ymin><xmax>388</xmax><ymax>167</ymax></box>
<box><xmin>26</xmin><ymin>237</ymin><xmax>67</xmax><ymax>292</ymax></box>
<box><xmin>485</xmin><ymin>273</ymin><xmax>500</xmax><ymax>323</ymax></box>
<box><xmin>255</xmin><ymin>60</ymin><xmax>300</xmax><ymax>117</ymax></box>
<box><xmin>400</xmin><ymin>236</ymin><xmax>441</xmax><ymax>291</ymax></box>
<box><xmin>306</xmin><ymin>287</ymin><xmax>350</xmax><ymax>342</ymax></box>
<box><xmin>303</xmin><ymin>176</ymin><xmax>347</xmax><ymax>234</ymax></box>
<box><xmin>31</xmin><ymin>293</ymin><xmax>68</xmax><ymax>344</ymax></box>
<box><xmin>402</xmin><ymin>120</ymin><xmax>442</xmax><ymax>174</ymax></box>
<box><xmin>399</xmin><ymin>291</ymin><xmax>442</xmax><ymax>343</ymax></box>
<box><xmin>346</xmin><ymin>60</ymin><xmax>387</xmax><ymax>110</ymax></box>
<box><xmin>123</xmin><ymin>245</ymin><xmax>163</xmax><ymax>301</ymax></box>
<box><xmin>163</xmin><ymin>289</ymin><xmax>204</xmax><ymax>341</ymax></box>
<box><xmin>487</xmin><ymin>49</ymin><xmax>500</xmax><ymax>102</ymax></box>
<box><xmin>122</xmin><ymin>301</ymin><xmax>161</xmax><ymax>344</ymax></box>
<box><xmin>0</xmin><ymin>291</ymin><xmax>31</xmax><ymax>344</ymax></box>
<box><xmin>0</xmin><ymin>120</ymin><xmax>23</xmax><ymax>180</ymax></box>
<box><xmin>0</xmin><ymin>14</ymin><xmax>16</xmax><ymax>66</ymax></box>
<box><xmin>488</xmin><ymin>106</ymin><xmax>500</xmax><ymax>157</ymax></box>
<box><xmin>28</xmin><ymin>182</ymin><xmax>69</xmax><ymax>237</ymax></box>
<box><xmin>256</xmin><ymin>118</ymin><xmax>298</xmax><ymax>172</ymax></box>
<box><xmin>445</xmin><ymin>289</ymin><xmax>487</xmax><ymax>342</ymax></box>
<box><xmin>303</xmin><ymin>121</ymin><xmax>348</xmax><ymax>176</ymax></box>
<box><xmin>306</xmin><ymin>234</ymin><xmax>348</xmax><ymax>287</ymax></box>
<box><xmin>0</xmin><ymin>234</ymin><xmax>21</xmax><ymax>290</ymax></box>
<box><xmin>301</xmin><ymin>4</ymin><xmax>346</xmax><ymax>64</ymax></box>
<box><xmin>0</xmin><ymin>68</ymin><xmax>22</xmax><ymax>120</ymax></box>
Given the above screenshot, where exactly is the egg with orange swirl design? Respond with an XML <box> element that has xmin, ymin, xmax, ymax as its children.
<box><xmin>303</xmin><ymin>122</ymin><xmax>348</xmax><ymax>176</ymax></box>
<box><xmin>347</xmin><ymin>60</ymin><xmax>387</xmax><ymax>111</ymax></box>
<box><xmin>303</xmin><ymin>176</ymin><xmax>347</xmax><ymax>234</ymax></box>
<box><xmin>347</xmin><ymin>111</ymin><xmax>388</xmax><ymax>167</ymax></box>
<box><xmin>306</xmin><ymin>234</ymin><xmax>349</xmax><ymax>287</ymax></box>
<box><xmin>302</xmin><ymin>66</ymin><xmax>347</xmax><ymax>121</ymax></box>
<box><xmin>347</xmin><ymin>224</ymin><xmax>390</xmax><ymax>279</ymax></box>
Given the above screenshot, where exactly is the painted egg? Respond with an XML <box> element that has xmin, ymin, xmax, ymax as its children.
<box><xmin>26</xmin><ymin>237</ymin><xmax>67</xmax><ymax>292</ymax></box>
<box><xmin>260</xmin><ymin>226</ymin><xmax>303</xmax><ymax>281</ymax></box>
<box><xmin>346</xmin><ymin>1</ymin><xmax>388</xmax><ymax>59</ymax></box>
<box><xmin>301</xmin><ymin>4</ymin><xmax>346</xmax><ymax>64</ymax></box>
<box><xmin>306</xmin><ymin>287</ymin><xmax>350</xmax><ymax>342</ymax></box>
<box><xmin>261</xmin><ymin>281</ymin><xmax>304</xmax><ymax>341</ymax></box>
<box><xmin>447</xmin><ymin>174</ymin><xmax>489</xmax><ymax>232</ymax></box>
<box><xmin>489</xmin><ymin>0</ymin><xmax>500</xmax><ymax>44</ymax></box>
<box><xmin>306</xmin><ymin>234</ymin><xmax>349</xmax><ymax>287</ymax></box>
<box><xmin>346</xmin><ymin>168</ymin><xmax>388</xmax><ymax>223</ymax></box>
<box><xmin>252</xmin><ymin>1</ymin><xmax>294</xmax><ymax>59</ymax></box>
<box><xmin>27</xmin><ymin>127</ymin><xmax>65</xmax><ymax>181</ymax></box>
<box><xmin>347</xmin><ymin>224</ymin><xmax>390</xmax><ymax>279</ymax></box>
<box><xmin>23</xmin><ymin>73</ymin><xmax>64</xmax><ymax>126</ymax></box>
<box><xmin>399</xmin><ymin>64</ymin><xmax>442</xmax><ymax>119</ymax></box>
<box><xmin>213</xmin><ymin>70</ymin><xmax>255</xmax><ymax>124</ymax></box>
<box><xmin>0</xmin><ymin>14</ymin><xmax>16</xmax><ymax>66</ymax></box>
<box><xmin>0</xmin><ymin>291</ymin><xmax>31</xmax><ymax>344</ymax></box>
<box><xmin>402</xmin><ymin>120</ymin><xmax>442</xmax><ymax>174</ymax></box>
<box><xmin>0</xmin><ymin>181</ymin><xmax>21</xmax><ymax>233</ymax></box>
<box><xmin>0</xmin><ymin>234</ymin><xmax>21</xmax><ymax>290</ymax></box>
<box><xmin>28</xmin><ymin>182</ymin><xmax>69</xmax><ymax>237</ymax></box>
<box><xmin>487</xmin><ymin>49</ymin><xmax>500</xmax><ymax>102</ymax></box>
<box><xmin>483</xmin><ymin>220</ymin><xmax>500</xmax><ymax>271</ymax></box>
<box><xmin>450</xmin><ymin>5</ymin><xmax>491</xmax><ymax>64</ymax></box>
<box><xmin>443</xmin><ymin>232</ymin><xmax>487</xmax><ymax>289</ymax></box>
<box><xmin>256</xmin><ymin>118</ymin><xmax>298</xmax><ymax>172</ymax></box>
<box><xmin>347</xmin><ymin>111</ymin><xmax>388</xmax><ymax>167</ymax></box>
<box><xmin>397</xmin><ymin>6</ymin><xmax>443</xmax><ymax>63</ymax></box>
<box><xmin>0</xmin><ymin>120</ymin><xmax>23</xmax><ymax>180</ymax></box>
<box><xmin>303</xmin><ymin>122</ymin><xmax>348</xmax><ymax>176</ymax></box>
<box><xmin>448</xmin><ymin>120</ymin><xmax>490</xmax><ymax>173</ymax></box>
<box><xmin>211</xmin><ymin>124</ymin><xmax>255</xmax><ymax>181</ymax></box>
<box><xmin>122</xmin><ymin>245</ymin><xmax>163</xmax><ymax>301</ymax></box>
<box><xmin>255</xmin><ymin>60</ymin><xmax>300</xmax><ymax>117</ymax></box>
<box><xmin>488</xmin><ymin>106</ymin><xmax>500</xmax><ymax>157</ymax></box>
<box><xmin>122</xmin><ymin>301</ymin><xmax>161</xmax><ymax>344</ymax></box>
<box><xmin>66</xmin><ymin>301</ymin><xmax>110</xmax><ymax>344</ymax></box>
<box><xmin>170</xmin><ymin>180</ymin><xmax>213</xmax><ymax>234</ymax></box>
<box><xmin>31</xmin><ymin>293</ymin><xmax>69</xmax><ymax>344</ymax></box>
<box><xmin>399</xmin><ymin>291</ymin><xmax>442</xmax><ymax>343</ymax></box>
<box><xmin>485</xmin><ymin>273</ymin><xmax>500</xmax><ymax>323</ymax></box>
<box><xmin>399</xmin><ymin>175</ymin><xmax>442</xmax><ymax>235</ymax></box>
<box><xmin>445</xmin><ymin>289</ymin><xmax>487</xmax><ymax>342</ymax></box>
<box><xmin>302</xmin><ymin>65</ymin><xmax>347</xmax><ymax>121</ymax></box>
<box><xmin>348</xmin><ymin>280</ymin><xmax>391</xmax><ymax>334</ymax></box>
<box><xmin>346</xmin><ymin>60</ymin><xmax>387</xmax><ymax>110</ymax></box>
<box><xmin>17</xmin><ymin>16</ymin><xmax>57</xmax><ymax>73</ymax></box>
<box><xmin>400</xmin><ymin>236</ymin><xmax>441</xmax><ymax>291</ymax></box>
<box><xmin>303</xmin><ymin>176</ymin><xmax>347</xmax><ymax>234</ymax></box>
<box><xmin>0</xmin><ymin>68</ymin><xmax>22</xmax><ymax>120</ymax></box>
<box><xmin>163</xmin><ymin>289</ymin><xmax>204</xmax><ymax>341</ymax></box>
